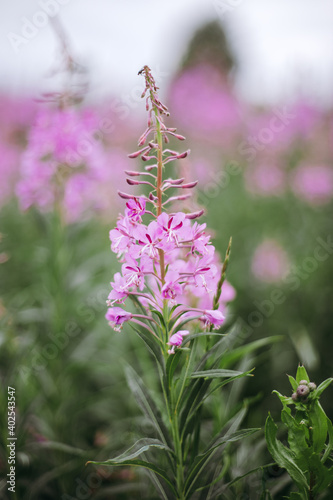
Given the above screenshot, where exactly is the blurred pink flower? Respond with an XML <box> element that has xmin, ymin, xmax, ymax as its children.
<box><xmin>290</xmin><ymin>164</ymin><xmax>333</xmax><ymax>205</ymax></box>
<box><xmin>252</xmin><ymin>239</ymin><xmax>290</xmax><ymax>283</ymax></box>
<box><xmin>245</xmin><ymin>163</ymin><xmax>286</xmax><ymax>197</ymax></box>
<box><xmin>169</xmin><ymin>64</ymin><xmax>241</xmax><ymax>140</ymax></box>
<box><xmin>16</xmin><ymin>105</ymin><xmax>133</xmax><ymax>222</ymax></box>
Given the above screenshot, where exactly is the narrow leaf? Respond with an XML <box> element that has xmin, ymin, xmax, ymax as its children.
<box><xmin>191</xmin><ymin>369</ymin><xmax>248</xmax><ymax>379</ymax></box>
<box><xmin>100</xmin><ymin>438</ymin><xmax>173</xmax><ymax>462</ymax></box>
<box><xmin>265</xmin><ymin>414</ymin><xmax>308</xmax><ymax>494</ymax></box>
<box><xmin>296</xmin><ymin>365</ymin><xmax>310</xmax><ymax>384</ymax></box>
<box><xmin>125</xmin><ymin>365</ymin><xmax>172</xmax><ymax>448</ymax></box>
<box><xmin>86</xmin><ymin>459</ymin><xmax>177</xmax><ymax>496</ymax></box>
<box><xmin>308</xmin><ymin>400</ymin><xmax>328</xmax><ymax>453</ymax></box>
<box><xmin>288</xmin><ymin>375</ymin><xmax>298</xmax><ymax>392</ymax></box>
<box><xmin>184</xmin><ymin>428</ymin><xmax>259</xmax><ymax>499</ymax></box>
<box><xmin>322</xmin><ymin>418</ymin><xmax>333</xmax><ymax>464</ymax></box>
<box><xmin>314</xmin><ymin>378</ymin><xmax>333</xmax><ymax>398</ymax></box>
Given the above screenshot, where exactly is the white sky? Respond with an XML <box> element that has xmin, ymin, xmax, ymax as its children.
<box><xmin>1</xmin><ymin>0</ymin><xmax>333</xmax><ymax>106</ymax></box>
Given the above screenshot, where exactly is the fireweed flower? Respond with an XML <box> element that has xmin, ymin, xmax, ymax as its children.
<box><xmin>167</xmin><ymin>330</ymin><xmax>190</xmax><ymax>354</ymax></box>
<box><xmin>105</xmin><ymin>66</ymin><xmax>235</xmax><ymax>353</ymax></box>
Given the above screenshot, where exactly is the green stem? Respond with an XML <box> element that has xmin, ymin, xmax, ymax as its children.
<box><xmin>154</xmin><ymin>107</ymin><xmax>165</xmax><ymax>285</ymax></box>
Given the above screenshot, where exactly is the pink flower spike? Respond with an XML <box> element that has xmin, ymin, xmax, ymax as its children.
<box><xmin>202</xmin><ymin>310</ymin><xmax>225</xmax><ymax>329</ymax></box>
<box><xmin>167</xmin><ymin>330</ymin><xmax>190</xmax><ymax>354</ymax></box>
<box><xmin>105</xmin><ymin>307</ymin><xmax>132</xmax><ymax>331</ymax></box>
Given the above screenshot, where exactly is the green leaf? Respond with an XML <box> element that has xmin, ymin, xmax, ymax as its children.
<box><xmin>288</xmin><ymin>492</ymin><xmax>303</xmax><ymax>500</ymax></box>
<box><xmin>130</xmin><ymin>325</ymin><xmax>164</xmax><ymax>369</ymax></box>
<box><xmin>314</xmin><ymin>378</ymin><xmax>333</xmax><ymax>398</ymax></box>
<box><xmin>308</xmin><ymin>400</ymin><xmax>328</xmax><ymax>453</ymax></box>
<box><xmin>288</xmin><ymin>375</ymin><xmax>298</xmax><ymax>392</ymax></box>
<box><xmin>203</xmin><ymin>370</ymin><xmax>255</xmax><ymax>401</ymax></box>
<box><xmin>166</xmin><ymin>349</ymin><xmax>182</xmax><ymax>389</ymax></box>
<box><xmin>95</xmin><ymin>438</ymin><xmax>173</xmax><ymax>462</ymax></box>
<box><xmin>151</xmin><ymin>309</ymin><xmax>166</xmax><ymax>329</ymax></box>
<box><xmin>281</xmin><ymin>409</ymin><xmax>310</xmax><ymax>468</ymax></box>
<box><xmin>296</xmin><ymin>365</ymin><xmax>310</xmax><ymax>384</ymax></box>
<box><xmin>182</xmin><ymin>331</ymin><xmax>225</xmax><ymax>344</ymax></box>
<box><xmin>273</xmin><ymin>390</ymin><xmax>294</xmax><ymax>407</ymax></box>
<box><xmin>184</xmin><ymin>428</ymin><xmax>259</xmax><ymax>499</ymax></box>
<box><xmin>191</xmin><ymin>369</ymin><xmax>248</xmax><ymax>379</ymax></box>
<box><xmin>322</xmin><ymin>418</ymin><xmax>333</xmax><ymax>464</ymax></box>
<box><xmin>174</xmin><ymin>339</ymin><xmax>197</xmax><ymax>413</ymax></box>
<box><xmin>86</xmin><ymin>458</ymin><xmax>177</xmax><ymax>496</ymax></box>
<box><xmin>265</xmin><ymin>414</ymin><xmax>308</xmax><ymax>494</ymax></box>
<box><xmin>125</xmin><ymin>365</ymin><xmax>172</xmax><ymax>448</ymax></box>
<box><xmin>220</xmin><ymin>336</ymin><xmax>283</xmax><ymax>367</ymax></box>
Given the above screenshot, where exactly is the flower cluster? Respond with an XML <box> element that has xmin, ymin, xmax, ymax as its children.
<box><xmin>16</xmin><ymin>106</ymin><xmax>130</xmax><ymax>222</ymax></box>
<box><xmin>105</xmin><ymin>66</ymin><xmax>235</xmax><ymax>353</ymax></box>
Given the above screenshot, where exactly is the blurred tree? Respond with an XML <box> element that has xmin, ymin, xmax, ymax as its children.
<box><xmin>180</xmin><ymin>20</ymin><xmax>235</xmax><ymax>74</ymax></box>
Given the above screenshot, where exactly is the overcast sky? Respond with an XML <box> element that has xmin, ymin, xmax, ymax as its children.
<box><xmin>1</xmin><ymin>0</ymin><xmax>333</xmax><ymax>106</ymax></box>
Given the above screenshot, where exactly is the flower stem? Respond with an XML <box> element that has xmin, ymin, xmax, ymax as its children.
<box><xmin>154</xmin><ymin>108</ymin><xmax>166</xmax><ymax>285</ymax></box>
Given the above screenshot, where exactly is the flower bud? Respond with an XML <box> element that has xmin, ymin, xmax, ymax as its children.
<box><xmin>299</xmin><ymin>380</ymin><xmax>308</xmax><ymax>385</ymax></box>
<box><xmin>308</xmin><ymin>382</ymin><xmax>317</xmax><ymax>391</ymax></box>
<box><xmin>297</xmin><ymin>384</ymin><xmax>310</xmax><ymax>398</ymax></box>
<box><xmin>292</xmin><ymin>392</ymin><xmax>298</xmax><ymax>402</ymax></box>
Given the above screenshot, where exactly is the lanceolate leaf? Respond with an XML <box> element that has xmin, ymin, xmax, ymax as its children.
<box><xmin>220</xmin><ymin>336</ymin><xmax>282</xmax><ymax>368</ymax></box>
<box><xmin>288</xmin><ymin>375</ymin><xmax>298</xmax><ymax>392</ymax></box>
<box><xmin>182</xmin><ymin>332</ymin><xmax>225</xmax><ymax>344</ymax></box>
<box><xmin>86</xmin><ymin>458</ymin><xmax>177</xmax><ymax>496</ymax></box>
<box><xmin>191</xmin><ymin>369</ymin><xmax>248</xmax><ymax>379</ymax></box>
<box><xmin>166</xmin><ymin>349</ymin><xmax>182</xmax><ymax>391</ymax></box>
<box><xmin>295</xmin><ymin>365</ymin><xmax>310</xmax><ymax>384</ymax></box>
<box><xmin>125</xmin><ymin>365</ymin><xmax>172</xmax><ymax>448</ymax></box>
<box><xmin>92</xmin><ymin>438</ymin><xmax>173</xmax><ymax>463</ymax></box>
<box><xmin>322</xmin><ymin>418</ymin><xmax>333</xmax><ymax>464</ymax></box>
<box><xmin>265</xmin><ymin>414</ymin><xmax>308</xmax><ymax>494</ymax></box>
<box><xmin>184</xmin><ymin>428</ymin><xmax>259</xmax><ymax>499</ymax></box>
<box><xmin>314</xmin><ymin>378</ymin><xmax>333</xmax><ymax>398</ymax></box>
<box><xmin>308</xmin><ymin>400</ymin><xmax>328</xmax><ymax>453</ymax></box>
<box><xmin>130</xmin><ymin>324</ymin><xmax>165</xmax><ymax>369</ymax></box>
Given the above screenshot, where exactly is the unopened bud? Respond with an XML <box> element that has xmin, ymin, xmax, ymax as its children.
<box><xmin>118</xmin><ymin>191</ymin><xmax>135</xmax><ymax>199</ymax></box>
<box><xmin>292</xmin><ymin>392</ymin><xmax>298</xmax><ymax>402</ymax></box>
<box><xmin>128</xmin><ymin>146</ymin><xmax>149</xmax><ymax>158</ymax></box>
<box><xmin>176</xmin><ymin>150</ymin><xmax>190</xmax><ymax>159</ymax></box>
<box><xmin>299</xmin><ymin>380</ymin><xmax>308</xmax><ymax>385</ymax></box>
<box><xmin>308</xmin><ymin>382</ymin><xmax>317</xmax><ymax>391</ymax></box>
<box><xmin>297</xmin><ymin>385</ymin><xmax>310</xmax><ymax>398</ymax></box>
<box><xmin>181</xmin><ymin>181</ymin><xmax>198</xmax><ymax>189</ymax></box>
<box><xmin>185</xmin><ymin>210</ymin><xmax>204</xmax><ymax>220</ymax></box>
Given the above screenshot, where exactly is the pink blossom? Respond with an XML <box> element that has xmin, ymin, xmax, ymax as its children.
<box><xmin>201</xmin><ymin>310</ymin><xmax>225</xmax><ymax>329</ymax></box>
<box><xmin>125</xmin><ymin>197</ymin><xmax>146</xmax><ymax>223</ymax></box>
<box><xmin>157</xmin><ymin>212</ymin><xmax>186</xmax><ymax>245</ymax></box>
<box><xmin>290</xmin><ymin>164</ymin><xmax>333</xmax><ymax>205</ymax></box>
<box><xmin>251</xmin><ymin>239</ymin><xmax>290</xmax><ymax>283</ymax></box>
<box><xmin>167</xmin><ymin>330</ymin><xmax>190</xmax><ymax>354</ymax></box>
<box><xmin>245</xmin><ymin>163</ymin><xmax>286</xmax><ymax>197</ymax></box>
<box><xmin>105</xmin><ymin>307</ymin><xmax>132</xmax><ymax>331</ymax></box>
<box><xmin>161</xmin><ymin>270</ymin><xmax>182</xmax><ymax>302</ymax></box>
<box><xmin>107</xmin><ymin>273</ymin><xmax>129</xmax><ymax>305</ymax></box>
<box><xmin>169</xmin><ymin>64</ymin><xmax>241</xmax><ymax>141</ymax></box>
